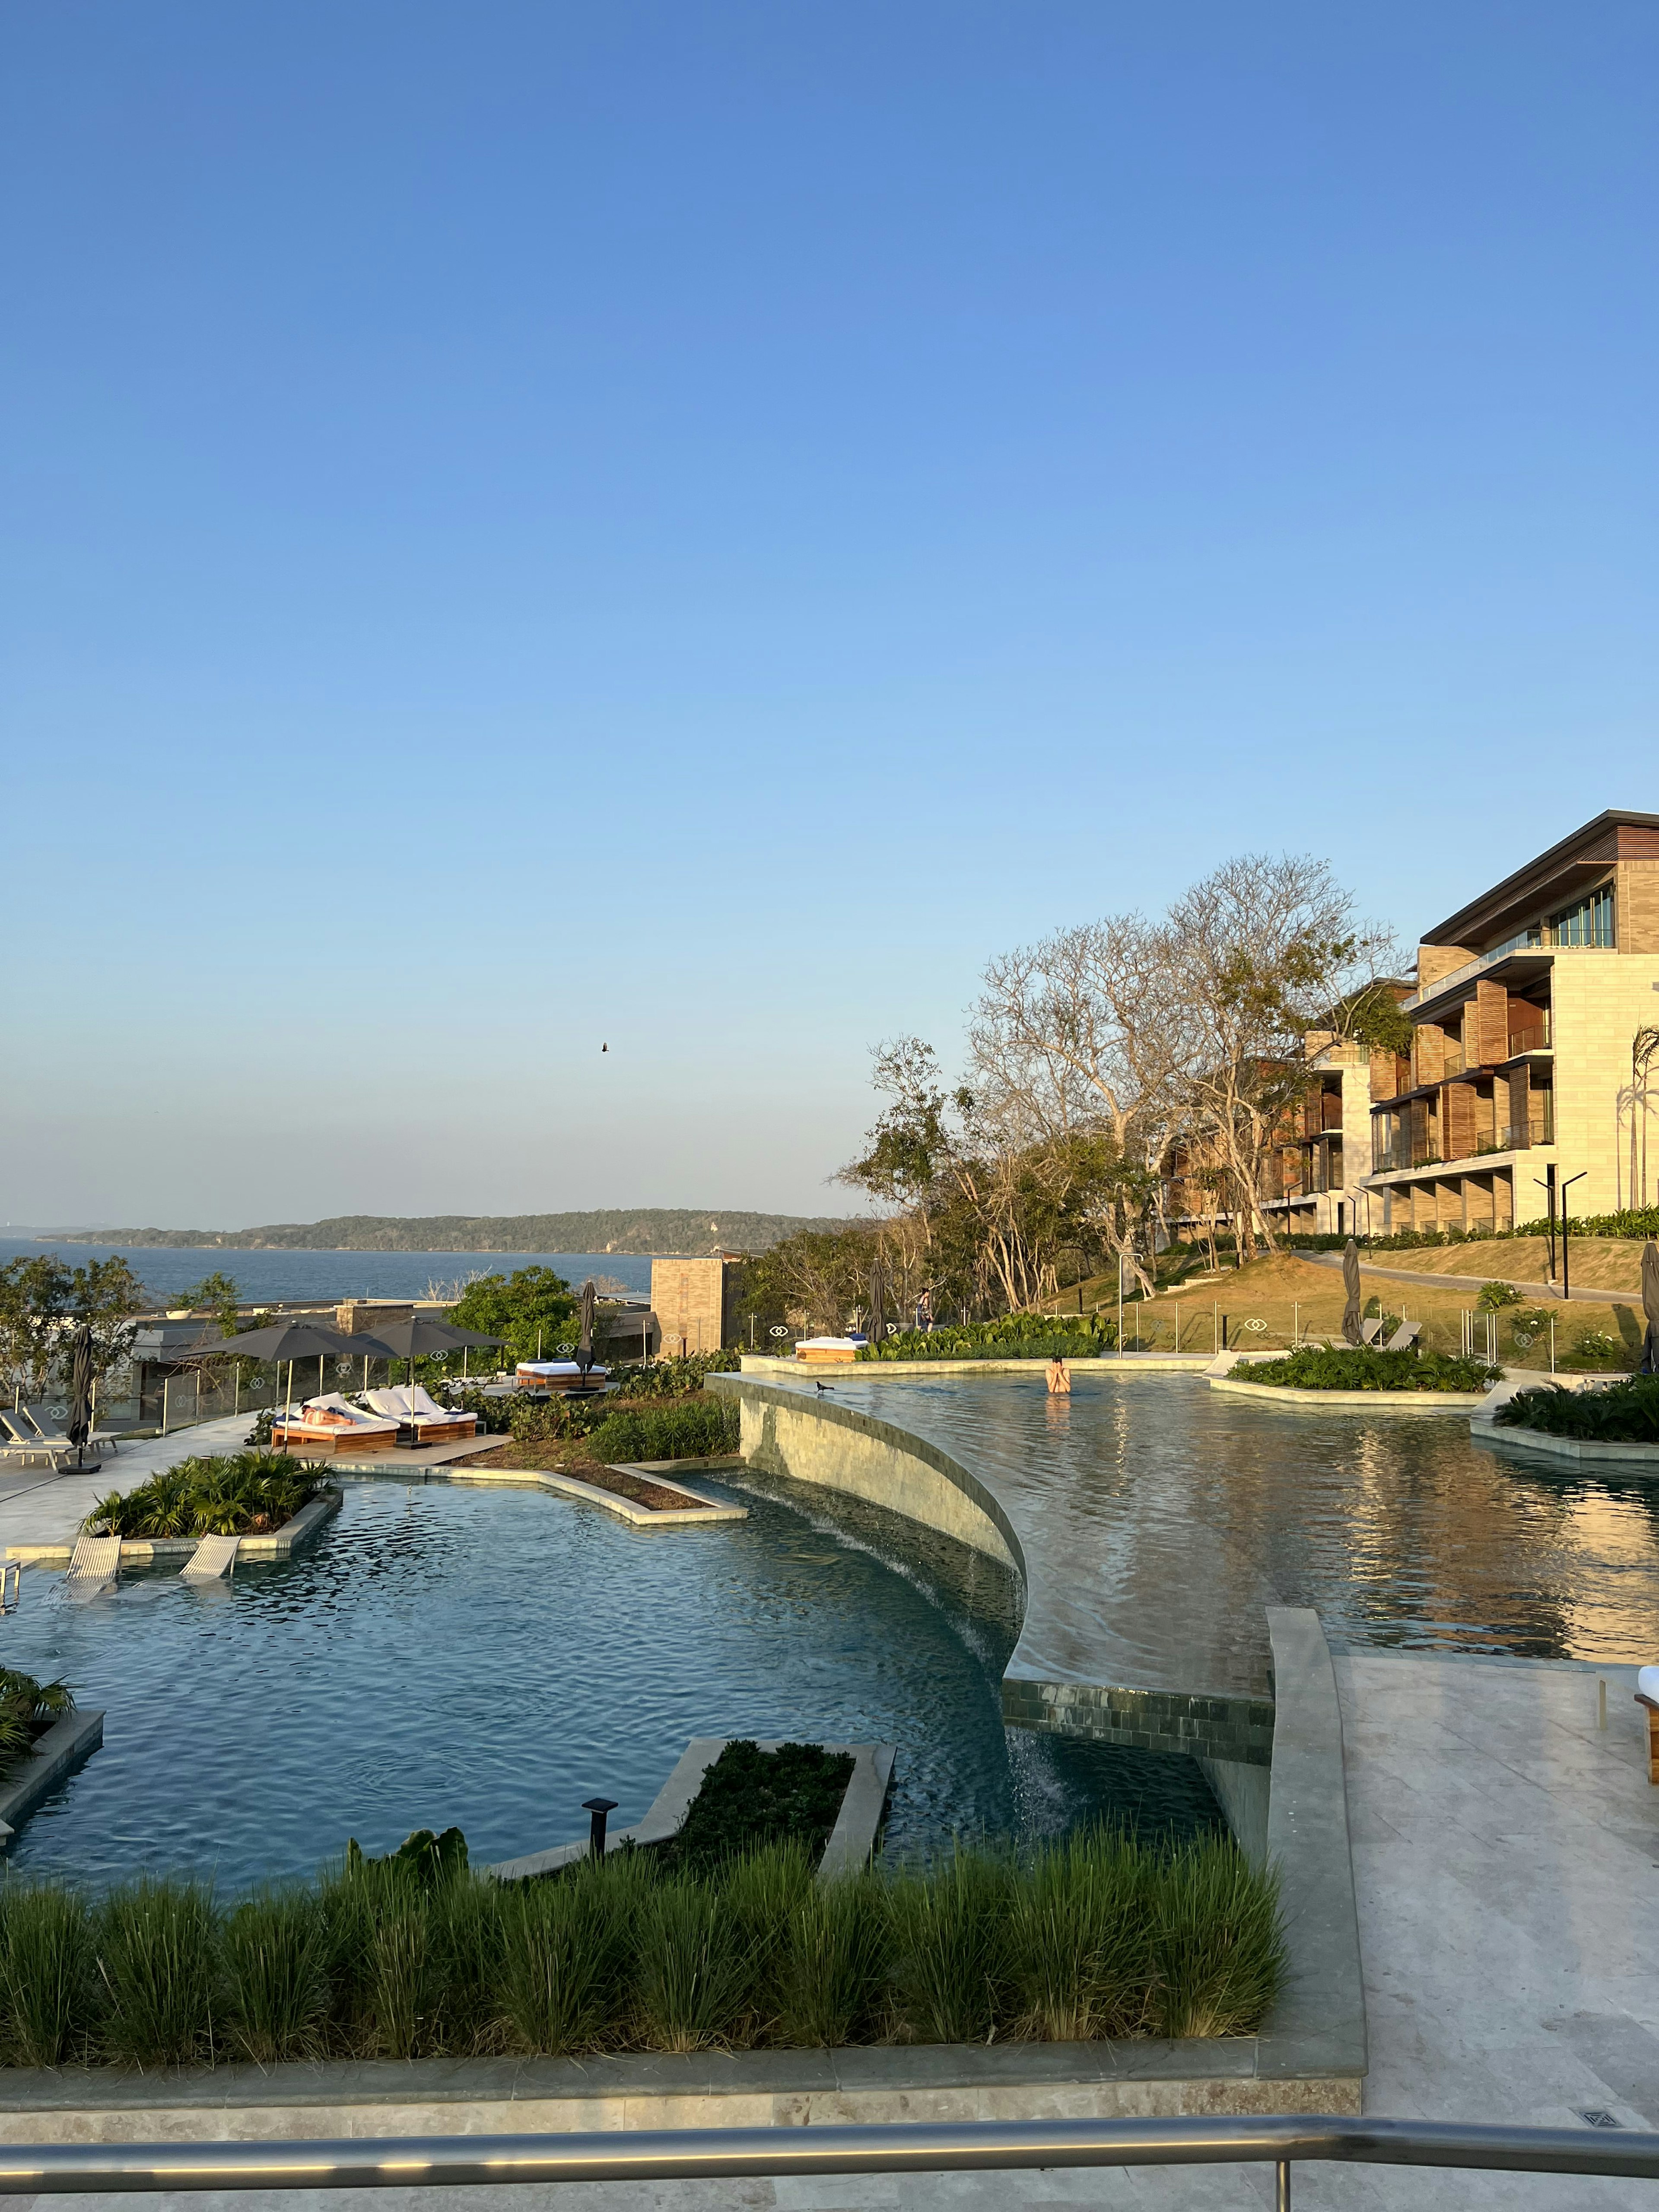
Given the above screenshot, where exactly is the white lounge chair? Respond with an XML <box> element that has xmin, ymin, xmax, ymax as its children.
<box><xmin>515</xmin><ymin>1362</ymin><xmax>608</xmax><ymax>1394</ymax></box>
<box><xmin>271</xmin><ymin>1394</ymin><xmax>399</xmax><ymax>1456</ymax></box>
<box><xmin>16</xmin><ymin>1405</ymin><xmax>118</xmax><ymax>1456</ymax></box>
<box><xmin>65</xmin><ymin>1530</ymin><xmax>121</xmax><ymax>1595</ymax></box>
<box><xmin>361</xmin><ymin>1387</ymin><xmax>479</xmax><ymax>1444</ymax></box>
<box><xmin>181</xmin><ymin>1533</ymin><xmax>239</xmax><ymax>1582</ymax></box>
<box><xmin>1384</xmin><ymin>1321</ymin><xmax>1421</xmax><ymax>1353</ymax></box>
<box><xmin>1360</xmin><ymin>1316</ymin><xmax>1386</xmax><ymax>1345</ymax></box>
<box><xmin>0</xmin><ymin>1414</ymin><xmax>72</xmax><ymax>1469</ymax></box>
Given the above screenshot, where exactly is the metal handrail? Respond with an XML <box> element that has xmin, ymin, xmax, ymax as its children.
<box><xmin>1</xmin><ymin>2117</ymin><xmax>1657</xmax><ymax>2202</ymax></box>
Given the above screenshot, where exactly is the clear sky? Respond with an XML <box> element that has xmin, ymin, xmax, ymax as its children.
<box><xmin>3</xmin><ymin>2</ymin><xmax>1654</xmax><ymax>1229</ymax></box>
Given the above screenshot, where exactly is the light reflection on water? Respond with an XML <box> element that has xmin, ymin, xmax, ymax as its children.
<box><xmin>817</xmin><ymin>1373</ymin><xmax>1659</xmax><ymax>1688</ymax></box>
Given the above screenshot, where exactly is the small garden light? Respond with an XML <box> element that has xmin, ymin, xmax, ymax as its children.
<box><xmin>582</xmin><ymin>1797</ymin><xmax>619</xmax><ymax>1859</ymax></box>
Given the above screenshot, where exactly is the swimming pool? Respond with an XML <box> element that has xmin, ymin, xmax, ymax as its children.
<box><xmin>0</xmin><ymin>1469</ymin><xmax>1170</xmax><ymax>1890</ymax></box>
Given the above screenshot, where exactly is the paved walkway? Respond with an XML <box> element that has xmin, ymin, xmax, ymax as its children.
<box><xmin>0</xmin><ymin>1414</ymin><xmax>253</xmax><ymax>1557</ymax></box>
<box><xmin>1301</xmin><ymin>1248</ymin><xmax>1630</xmax><ymax>1307</ymax></box>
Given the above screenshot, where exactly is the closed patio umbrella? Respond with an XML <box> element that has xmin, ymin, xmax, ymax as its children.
<box><xmin>1641</xmin><ymin>1240</ymin><xmax>1659</xmax><ymax>1374</ymax></box>
<box><xmin>577</xmin><ymin>1280</ymin><xmax>597</xmax><ymax>1377</ymax></box>
<box><xmin>66</xmin><ymin>1323</ymin><xmax>98</xmax><ymax>1472</ymax></box>
<box><xmin>1341</xmin><ymin>1237</ymin><xmax>1363</xmax><ymax>1347</ymax></box>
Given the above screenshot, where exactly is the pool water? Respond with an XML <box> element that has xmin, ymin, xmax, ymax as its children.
<box><xmin>0</xmin><ymin>1472</ymin><xmax>1198</xmax><ymax>1891</ymax></box>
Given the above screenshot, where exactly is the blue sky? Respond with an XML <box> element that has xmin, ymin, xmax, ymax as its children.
<box><xmin>3</xmin><ymin>1</ymin><xmax>1654</xmax><ymax>1227</ymax></box>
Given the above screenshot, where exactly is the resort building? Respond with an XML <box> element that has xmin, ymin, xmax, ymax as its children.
<box><xmin>1361</xmin><ymin>810</ymin><xmax>1659</xmax><ymax>1237</ymax></box>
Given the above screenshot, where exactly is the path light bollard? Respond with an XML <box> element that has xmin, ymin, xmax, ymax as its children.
<box><xmin>583</xmin><ymin>1797</ymin><xmax>619</xmax><ymax>1859</ymax></box>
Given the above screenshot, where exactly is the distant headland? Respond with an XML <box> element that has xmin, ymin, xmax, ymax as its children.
<box><xmin>48</xmin><ymin>1209</ymin><xmax>850</xmax><ymax>1255</ymax></box>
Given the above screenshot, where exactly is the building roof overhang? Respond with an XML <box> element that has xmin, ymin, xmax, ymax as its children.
<box><xmin>1421</xmin><ymin>810</ymin><xmax>1659</xmax><ymax>950</ymax></box>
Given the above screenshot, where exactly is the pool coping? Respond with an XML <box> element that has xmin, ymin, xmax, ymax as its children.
<box><xmin>739</xmin><ymin>1355</ymin><xmax>1214</xmax><ymax>1379</ymax></box>
<box><xmin>0</xmin><ymin>1709</ymin><xmax>104</xmax><ymax>1841</ymax></box>
<box><xmin>1209</xmin><ymin>1378</ymin><xmax>1489</xmax><ymax>1410</ymax></box>
<box><xmin>4</xmin><ymin>1487</ymin><xmax>342</xmax><ymax>1569</ymax></box>
<box><xmin>484</xmin><ymin>1736</ymin><xmax>896</xmax><ymax>1884</ymax></box>
<box><xmin>1469</xmin><ymin>1424</ymin><xmax>1659</xmax><ymax>1464</ymax></box>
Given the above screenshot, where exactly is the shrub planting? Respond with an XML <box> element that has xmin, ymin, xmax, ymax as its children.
<box><xmin>862</xmin><ymin>1316</ymin><xmax>1116</xmax><ymax>1362</ymax></box>
<box><xmin>585</xmin><ymin>1397</ymin><xmax>740</xmax><ymax>1463</ymax></box>
<box><xmin>658</xmin><ymin>1741</ymin><xmax>855</xmax><ymax>1871</ymax></box>
<box><xmin>0</xmin><ymin>1827</ymin><xmax>1282</xmax><ymax>2065</ymax></box>
<box><xmin>1495</xmin><ymin>1375</ymin><xmax>1659</xmax><ymax>1442</ymax></box>
<box><xmin>0</xmin><ymin>1669</ymin><xmax>75</xmax><ymax>1773</ymax></box>
<box><xmin>89</xmin><ymin>1454</ymin><xmax>321</xmax><ymax>1539</ymax></box>
<box><xmin>1231</xmin><ymin>1347</ymin><xmax>1501</xmax><ymax>1392</ymax></box>
<box><xmin>602</xmin><ymin>1351</ymin><xmax>741</xmax><ymax>1397</ymax></box>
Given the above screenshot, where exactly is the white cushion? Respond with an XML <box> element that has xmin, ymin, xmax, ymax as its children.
<box><xmin>1639</xmin><ymin>1667</ymin><xmax>1659</xmax><ymax>1704</ymax></box>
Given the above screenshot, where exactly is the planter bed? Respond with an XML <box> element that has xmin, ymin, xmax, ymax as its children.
<box><xmin>1471</xmin><ymin>1426</ymin><xmax>1659</xmax><ymax>1465</ymax></box>
<box><xmin>442</xmin><ymin>1461</ymin><xmax>748</xmax><ymax>1528</ymax></box>
<box><xmin>0</xmin><ymin>1708</ymin><xmax>104</xmax><ymax>1840</ymax></box>
<box><xmin>1210</xmin><ymin>1377</ymin><xmax>1488</xmax><ymax>1410</ymax></box>
<box><xmin>5</xmin><ymin>1488</ymin><xmax>342</xmax><ymax>1570</ymax></box>
<box><xmin>0</xmin><ymin>2034</ymin><xmax>1358</xmax><ymax>2139</ymax></box>
<box><xmin>486</xmin><ymin>1734</ymin><xmax>894</xmax><ymax>1883</ymax></box>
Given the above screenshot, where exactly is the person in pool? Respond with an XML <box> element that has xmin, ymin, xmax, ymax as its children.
<box><xmin>1046</xmin><ymin>1353</ymin><xmax>1071</xmax><ymax>1394</ymax></box>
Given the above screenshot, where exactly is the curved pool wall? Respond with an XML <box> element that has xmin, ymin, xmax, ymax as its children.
<box><xmin>711</xmin><ymin>1365</ymin><xmax>1659</xmax><ymax>1850</ymax></box>
<box><xmin>712</xmin><ymin>1373</ymin><xmax>1274</xmax><ymax>1848</ymax></box>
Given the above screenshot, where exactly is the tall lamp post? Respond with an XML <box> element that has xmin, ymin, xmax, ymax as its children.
<box><xmin>1559</xmin><ymin>1172</ymin><xmax>1586</xmax><ymax>1303</ymax></box>
<box><xmin>1533</xmin><ymin>1165</ymin><xmax>1559</xmax><ymax>1284</ymax></box>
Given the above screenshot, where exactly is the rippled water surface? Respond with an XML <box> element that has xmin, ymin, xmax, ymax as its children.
<box><xmin>814</xmin><ymin>1373</ymin><xmax>1659</xmax><ymax>1691</ymax></box>
<box><xmin>0</xmin><ymin>1474</ymin><xmax>1137</xmax><ymax>1889</ymax></box>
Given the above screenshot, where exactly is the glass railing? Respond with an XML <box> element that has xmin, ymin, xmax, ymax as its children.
<box><xmin>1506</xmin><ymin>1019</ymin><xmax>1551</xmax><ymax>1055</ymax></box>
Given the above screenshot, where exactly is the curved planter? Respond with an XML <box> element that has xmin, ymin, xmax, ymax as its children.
<box><xmin>1210</xmin><ymin>1379</ymin><xmax>1487</xmax><ymax>1411</ymax></box>
<box><xmin>1471</xmin><ymin>1424</ymin><xmax>1659</xmax><ymax>1465</ymax></box>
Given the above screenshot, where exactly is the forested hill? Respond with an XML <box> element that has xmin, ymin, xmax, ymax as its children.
<box><xmin>56</xmin><ymin>1210</ymin><xmax>851</xmax><ymax>1255</ymax></box>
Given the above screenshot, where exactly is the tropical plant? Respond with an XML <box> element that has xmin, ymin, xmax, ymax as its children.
<box><xmin>1230</xmin><ymin>1347</ymin><xmax>1500</xmax><ymax>1392</ymax></box>
<box><xmin>863</xmin><ymin>1314</ymin><xmax>1117</xmax><ymax>1362</ymax></box>
<box><xmin>1495</xmin><ymin>1376</ymin><xmax>1659</xmax><ymax>1442</ymax></box>
<box><xmin>0</xmin><ymin>1669</ymin><xmax>75</xmax><ymax>1772</ymax></box>
<box><xmin>88</xmin><ymin>1453</ymin><xmax>321</xmax><ymax>1539</ymax></box>
<box><xmin>1566</xmin><ymin>1330</ymin><xmax>1626</xmax><ymax>1370</ymax></box>
<box><xmin>604</xmin><ymin>1351</ymin><xmax>742</xmax><ymax>1397</ymax></box>
<box><xmin>1476</xmin><ymin>1281</ymin><xmax>1524</xmax><ymax>1311</ymax></box>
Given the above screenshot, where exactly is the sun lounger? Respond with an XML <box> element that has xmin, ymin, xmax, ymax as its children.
<box><xmin>1384</xmin><ymin>1321</ymin><xmax>1421</xmax><ymax>1353</ymax></box>
<box><xmin>270</xmin><ymin>1394</ymin><xmax>398</xmax><ymax>1456</ymax></box>
<box><xmin>515</xmin><ymin>1362</ymin><xmax>609</xmax><ymax>1394</ymax></box>
<box><xmin>16</xmin><ymin>1405</ymin><xmax>118</xmax><ymax>1456</ymax></box>
<box><xmin>65</xmin><ymin>1531</ymin><xmax>121</xmax><ymax>1595</ymax></box>
<box><xmin>181</xmin><ymin>1533</ymin><xmax>239</xmax><ymax>1582</ymax></box>
<box><xmin>0</xmin><ymin>1414</ymin><xmax>72</xmax><ymax>1469</ymax></box>
<box><xmin>1360</xmin><ymin>1317</ymin><xmax>1386</xmax><ymax>1345</ymax></box>
<box><xmin>360</xmin><ymin>1386</ymin><xmax>480</xmax><ymax>1444</ymax></box>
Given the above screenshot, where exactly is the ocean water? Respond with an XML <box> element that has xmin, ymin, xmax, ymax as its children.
<box><xmin>0</xmin><ymin>1240</ymin><xmax>653</xmax><ymax>1303</ymax></box>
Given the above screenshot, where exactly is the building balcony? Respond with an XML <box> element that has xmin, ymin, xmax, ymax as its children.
<box><xmin>1367</xmin><ymin>1116</ymin><xmax>1554</xmax><ymax>1182</ymax></box>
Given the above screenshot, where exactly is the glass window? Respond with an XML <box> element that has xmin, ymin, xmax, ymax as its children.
<box><xmin>1551</xmin><ymin>886</ymin><xmax>1614</xmax><ymax>947</ymax></box>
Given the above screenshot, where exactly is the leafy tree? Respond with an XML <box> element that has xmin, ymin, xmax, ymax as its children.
<box><xmin>174</xmin><ymin>1273</ymin><xmax>243</xmax><ymax>1336</ymax></box>
<box><xmin>0</xmin><ymin>1255</ymin><xmax>148</xmax><ymax>1400</ymax></box>
<box><xmin>445</xmin><ymin>1265</ymin><xmax>578</xmax><ymax>1365</ymax></box>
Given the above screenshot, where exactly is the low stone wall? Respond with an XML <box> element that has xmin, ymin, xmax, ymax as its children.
<box><xmin>0</xmin><ymin>2035</ymin><xmax>1357</xmax><ymax>2140</ymax></box>
<box><xmin>0</xmin><ymin>1709</ymin><xmax>104</xmax><ymax>1839</ymax></box>
<box><xmin>1211</xmin><ymin>1377</ymin><xmax>1488</xmax><ymax>1410</ymax></box>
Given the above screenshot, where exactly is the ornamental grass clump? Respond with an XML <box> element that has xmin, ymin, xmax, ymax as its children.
<box><xmin>1231</xmin><ymin>1346</ymin><xmax>1500</xmax><ymax>1392</ymax></box>
<box><xmin>89</xmin><ymin>1453</ymin><xmax>321</xmax><ymax>1540</ymax></box>
<box><xmin>0</xmin><ymin>1825</ymin><xmax>1283</xmax><ymax>2066</ymax></box>
<box><xmin>1495</xmin><ymin>1375</ymin><xmax>1659</xmax><ymax>1442</ymax></box>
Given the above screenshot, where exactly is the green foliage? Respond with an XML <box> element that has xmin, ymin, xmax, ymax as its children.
<box><xmin>659</xmin><ymin>1742</ymin><xmax>855</xmax><ymax>1873</ymax></box>
<box><xmin>1232</xmin><ymin>1346</ymin><xmax>1500</xmax><ymax>1392</ymax></box>
<box><xmin>585</xmin><ymin>1397</ymin><xmax>740</xmax><ymax>1464</ymax></box>
<box><xmin>606</xmin><ymin>1351</ymin><xmax>741</xmax><ymax>1397</ymax></box>
<box><xmin>89</xmin><ymin>1452</ymin><xmax>321</xmax><ymax>1538</ymax></box>
<box><xmin>0</xmin><ymin>1885</ymin><xmax>94</xmax><ymax>2065</ymax></box>
<box><xmin>95</xmin><ymin>1878</ymin><xmax>218</xmax><ymax>2066</ymax></box>
<box><xmin>862</xmin><ymin>1314</ymin><xmax>1117</xmax><ymax>1362</ymax></box>
<box><xmin>0</xmin><ymin>1824</ymin><xmax>1283</xmax><ymax>2064</ymax></box>
<box><xmin>1495</xmin><ymin>1375</ymin><xmax>1659</xmax><ymax>1441</ymax></box>
<box><xmin>452</xmin><ymin>1388</ymin><xmax>514</xmax><ymax>1433</ymax></box>
<box><xmin>444</xmin><ymin>1267</ymin><xmax>579</xmax><ymax>1368</ymax></box>
<box><xmin>0</xmin><ymin>1669</ymin><xmax>75</xmax><ymax>1772</ymax></box>
<box><xmin>0</xmin><ymin>1253</ymin><xmax>148</xmax><ymax>1399</ymax></box>
<box><xmin>1566</xmin><ymin>1330</ymin><xmax>1627</xmax><ymax>1370</ymax></box>
<box><xmin>1476</xmin><ymin>1280</ymin><xmax>1524</xmax><ymax>1311</ymax></box>
<box><xmin>173</xmin><ymin>1272</ymin><xmax>243</xmax><ymax>1335</ymax></box>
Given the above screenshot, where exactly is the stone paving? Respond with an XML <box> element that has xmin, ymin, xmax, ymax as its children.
<box><xmin>0</xmin><ymin>1413</ymin><xmax>254</xmax><ymax>1557</ymax></box>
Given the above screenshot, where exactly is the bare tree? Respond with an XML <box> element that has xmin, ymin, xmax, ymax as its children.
<box><xmin>1165</xmin><ymin>855</ymin><xmax>1402</xmax><ymax>1255</ymax></box>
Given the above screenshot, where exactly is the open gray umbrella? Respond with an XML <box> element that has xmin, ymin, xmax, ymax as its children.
<box><xmin>1341</xmin><ymin>1238</ymin><xmax>1363</xmax><ymax>1347</ymax></box>
<box><xmin>363</xmin><ymin>1316</ymin><xmax>504</xmax><ymax>1389</ymax></box>
<box><xmin>1642</xmin><ymin>1240</ymin><xmax>1659</xmax><ymax>1374</ymax></box>
<box><xmin>198</xmin><ymin>1319</ymin><xmax>397</xmax><ymax>1424</ymax></box>
<box><xmin>577</xmin><ymin>1281</ymin><xmax>597</xmax><ymax>1377</ymax></box>
<box><xmin>66</xmin><ymin>1323</ymin><xmax>98</xmax><ymax>1471</ymax></box>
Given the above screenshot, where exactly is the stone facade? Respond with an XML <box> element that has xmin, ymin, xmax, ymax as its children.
<box><xmin>650</xmin><ymin>1255</ymin><xmax>741</xmax><ymax>1355</ymax></box>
